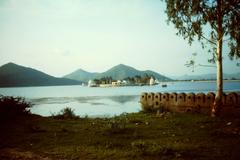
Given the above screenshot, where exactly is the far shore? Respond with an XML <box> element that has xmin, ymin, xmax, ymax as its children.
<box><xmin>90</xmin><ymin>79</ymin><xmax>240</xmax><ymax>88</ymax></box>
<box><xmin>171</xmin><ymin>79</ymin><xmax>240</xmax><ymax>83</ymax></box>
<box><xmin>0</xmin><ymin>79</ymin><xmax>239</xmax><ymax>88</ymax></box>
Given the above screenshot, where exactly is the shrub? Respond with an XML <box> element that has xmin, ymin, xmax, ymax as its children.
<box><xmin>60</xmin><ymin>107</ymin><xmax>76</xmax><ymax>118</ymax></box>
<box><xmin>0</xmin><ymin>95</ymin><xmax>32</xmax><ymax>120</ymax></box>
<box><xmin>53</xmin><ymin>107</ymin><xmax>78</xmax><ymax>119</ymax></box>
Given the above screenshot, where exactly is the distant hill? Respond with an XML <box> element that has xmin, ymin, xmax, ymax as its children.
<box><xmin>64</xmin><ymin>64</ymin><xmax>171</xmax><ymax>82</ymax></box>
<box><xmin>64</xmin><ymin>69</ymin><xmax>99</xmax><ymax>83</ymax></box>
<box><xmin>170</xmin><ymin>73</ymin><xmax>240</xmax><ymax>80</ymax></box>
<box><xmin>0</xmin><ymin>63</ymin><xmax>81</xmax><ymax>87</ymax></box>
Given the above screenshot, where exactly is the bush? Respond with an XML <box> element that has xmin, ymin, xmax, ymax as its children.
<box><xmin>0</xmin><ymin>95</ymin><xmax>32</xmax><ymax>120</ymax></box>
<box><xmin>53</xmin><ymin>107</ymin><xmax>78</xmax><ymax>119</ymax></box>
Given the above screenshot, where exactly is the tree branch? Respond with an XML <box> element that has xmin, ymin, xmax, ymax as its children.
<box><xmin>200</xmin><ymin>34</ymin><xmax>217</xmax><ymax>45</ymax></box>
<box><xmin>198</xmin><ymin>64</ymin><xmax>216</xmax><ymax>68</ymax></box>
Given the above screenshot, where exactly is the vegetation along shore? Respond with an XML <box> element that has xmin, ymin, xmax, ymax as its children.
<box><xmin>0</xmin><ymin>96</ymin><xmax>240</xmax><ymax>160</ymax></box>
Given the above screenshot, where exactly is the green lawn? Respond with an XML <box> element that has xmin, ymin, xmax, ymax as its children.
<box><xmin>0</xmin><ymin>112</ymin><xmax>240</xmax><ymax>160</ymax></box>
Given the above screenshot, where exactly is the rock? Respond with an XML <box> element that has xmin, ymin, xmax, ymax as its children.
<box><xmin>200</xmin><ymin>125</ymin><xmax>205</xmax><ymax>128</ymax></box>
<box><xmin>226</xmin><ymin>122</ymin><xmax>232</xmax><ymax>126</ymax></box>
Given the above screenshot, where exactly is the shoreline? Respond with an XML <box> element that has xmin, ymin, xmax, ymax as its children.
<box><xmin>90</xmin><ymin>79</ymin><xmax>240</xmax><ymax>88</ymax></box>
<box><xmin>0</xmin><ymin>80</ymin><xmax>240</xmax><ymax>88</ymax></box>
<box><xmin>171</xmin><ymin>79</ymin><xmax>240</xmax><ymax>83</ymax></box>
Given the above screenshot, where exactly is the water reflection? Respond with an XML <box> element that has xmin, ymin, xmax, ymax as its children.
<box><xmin>90</xmin><ymin>102</ymin><xmax>107</xmax><ymax>105</ymax></box>
<box><xmin>107</xmin><ymin>95</ymin><xmax>138</xmax><ymax>104</ymax></box>
<box><xmin>30</xmin><ymin>95</ymin><xmax>140</xmax><ymax>117</ymax></box>
<box><xmin>2</xmin><ymin>81</ymin><xmax>239</xmax><ymax>117</ymax></box>
<box><xmin>30</xmin><ymin>97</ymin><xmax>75</xmax><ymax>105</ymax></box>
<box><xmin>30</xmin><ymin>95</ymin><xmax>138</xmax><ymax>106</ymax></box>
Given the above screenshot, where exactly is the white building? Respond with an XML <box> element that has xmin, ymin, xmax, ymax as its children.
<box><xmin>122</xmin><ymin>80</ymin><xmax>128</xmax><ymax>85</ymax></box>
<box><xmin>88</xmin><ymin>80</ymin><xmax>97</xmax><ymax>87</ymax></box>
<box><xmin>149</xmin><ymin>77</ymin><xmax>155</xmax><ymax>85</ymax></box>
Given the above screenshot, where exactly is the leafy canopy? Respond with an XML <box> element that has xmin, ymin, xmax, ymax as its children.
<box><xmin>165</xmin><ymin>0</ymin><xmax>240</xmax><ymax>61</ymax></box>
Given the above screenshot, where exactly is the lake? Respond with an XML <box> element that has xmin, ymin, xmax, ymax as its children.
<box><xmin>0</xmin><ymin>81</ymin><xmax>240</xmax><ymax>117</ymax></box>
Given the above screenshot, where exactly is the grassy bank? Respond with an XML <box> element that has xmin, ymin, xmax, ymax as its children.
<box><xmin>0</xmin><ymin>111</ymin><xmax>240</xmax><ymax>160</ymax></box>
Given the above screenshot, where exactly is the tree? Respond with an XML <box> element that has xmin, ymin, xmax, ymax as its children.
<box><xmin>134</xmin><ymin>75</ymin><xmax>142</xmax><ymax>84</ymax></box>
<box><xmin>93</xmin><ymin>79</ymin><xmax>101</xmax><ymax>85</ymax></box>
<box><xmin>165</xmin><ymin>0</ymin><xmax>240</xmax><ymax>116</ymax></box>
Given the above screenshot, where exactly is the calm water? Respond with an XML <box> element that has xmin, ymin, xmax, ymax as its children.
<box><xmin>0</xmin><ymin>81</ymin><xmax>239</xmax><ymax>117</ymax></box>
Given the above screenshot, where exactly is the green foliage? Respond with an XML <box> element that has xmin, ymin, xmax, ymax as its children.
<box><xmin>99</xmin><ymin>76</ymin><xmax>113</xmax><ymax>84</ymax></box>
<box><xmin>94</xmin><ymin>74</ymin><xmax>155</xmax><ymax>85</ymax></box>
<box><xmin>165</xmin><ymin>0</ymin><xmax>240</xmax><ymax>114</ymax></box>
<box><xmin>1</xmin><ymin>112</ymin><xmax>240</xmax><ymax>159</ymax></box>
<box><xmin>93</xmin><ymin>77</ymin><xmax>113</xmax><ymax>85</ymax></box>
<box><xmin>165</xmin><ymin>0</ymin><xmax>240</xmax><ymax>60</ymax></box>
<box><xmin>52</xmin><ymin>107</ymin><xmax>79</xmax><ymax>119</ymax></box>
<box><xmin>0</xmin><ymin>95</ymin><xmax>32</xmax><ymax>119</ymax></box>
<box><xmin>125</xmin><ymin>74</ymin><xmax>154</xmax><ymax>84</ymax></box>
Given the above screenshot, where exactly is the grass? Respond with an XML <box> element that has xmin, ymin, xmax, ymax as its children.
<box><xmin>0</xmin><ymin>111</ymin><xmax>240</xmax><ymax>160</ymax></box>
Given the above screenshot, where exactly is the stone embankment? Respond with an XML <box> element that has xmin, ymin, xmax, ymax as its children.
<box><xmin>140</xmin><ymin>92</ymin><xmax>240</xmax><ymax>116</ymax></box>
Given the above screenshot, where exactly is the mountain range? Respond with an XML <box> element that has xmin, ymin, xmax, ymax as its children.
<box><xmin>0</xmin><ymin>63</ymin><xmax>81</xmax><ymax>87</ymax></box>
<box><xmin>0</xmin><ymin>62</ymin><xmax>238</xmax><ymax>87</ymax></box>
<box><xmin>63</xmin><ymin>64</ymin><xmax>171</xmax><ymax>82</ymax></box>
<box><xmin>0</xmin><ymin>63</ymin><xmax>171</xmax><ymax>87</ymax></box>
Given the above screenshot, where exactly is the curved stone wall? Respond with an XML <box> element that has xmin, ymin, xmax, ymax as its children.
<box><xmin>140</xmin><ymin>92</ymin><xmax>240</xmax><ymax>115</ymax></box>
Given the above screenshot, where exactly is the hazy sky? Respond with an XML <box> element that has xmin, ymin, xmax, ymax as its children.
<box><xmin>0</xmin><ymin>0</ymin><xmax>239</xmax><ymax>77</ymax></box>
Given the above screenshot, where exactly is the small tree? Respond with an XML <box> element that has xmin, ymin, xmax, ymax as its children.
<box><xmin>165</xmin><ymin>0</ymin><xmax>240</xmax><ymax>116</ymax></box>
<box><xmin>0</xmin><ymin>95</ymin><xmax>32</xmax><ymax>120</ymax></box>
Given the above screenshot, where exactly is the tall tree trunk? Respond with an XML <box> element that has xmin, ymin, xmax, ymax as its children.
<box><xmin>211</xmin><ymin>38</ymin><xmax>223</xmax><ymax>117</ymax></box>
<box><xmin>212</xmin><ymin>0</ymin><xmax>223</xmax><ymax>117</ymax></box>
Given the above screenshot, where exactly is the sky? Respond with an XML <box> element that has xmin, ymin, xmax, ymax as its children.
<box><xmin>0</xmin><ymin>0</ymin><xmax>239</xmax><ymax>77</ymax></box>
